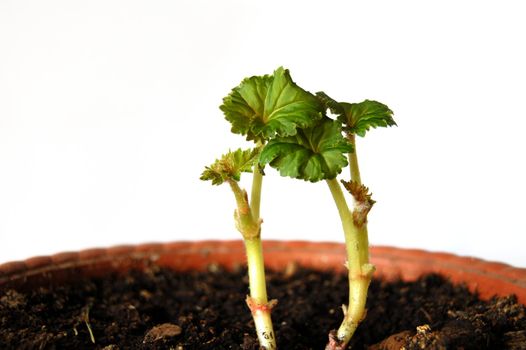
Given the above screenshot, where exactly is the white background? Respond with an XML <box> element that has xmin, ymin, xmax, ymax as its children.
<box><xmin>1</xmin><ymin>1</ymin><xmax>525</xmax><ymax>267</ymax></box>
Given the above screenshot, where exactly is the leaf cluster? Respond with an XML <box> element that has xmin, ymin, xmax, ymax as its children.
<box><xmin>203</xmin><ymin>68</ymin><xmax>396</xmax><ymax>185</ymax></box>
<box><xmin>200</xmin><ymin>148</ymin><xmax>259</xmax><ymax>185</ymax></box>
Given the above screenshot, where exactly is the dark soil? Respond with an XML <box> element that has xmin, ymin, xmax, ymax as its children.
<box><xmin>1</xmin><ymin>264</ymin><xmax>525</xmax><ymax>350</ymax></box>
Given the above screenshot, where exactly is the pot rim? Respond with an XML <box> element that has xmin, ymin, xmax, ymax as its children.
<box><xmin>1</xmin><ymin>240</ymin><xmax>525</xmax><ymax>304</ymax></box>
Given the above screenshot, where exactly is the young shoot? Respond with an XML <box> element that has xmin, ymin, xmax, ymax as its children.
<box><xmin>201</xmin><ymin>148</ymin><xmax>276</xmax><ymax>349</ymax></box>
<box><xmin>260</xmin><ymin>90</ymin><xmax>395</xmax><ymax>350</ymax></box>
<box><xmin>201</xmin><ymin>67</ymin><xmax>322</xmax><ymax>350</ymax></box>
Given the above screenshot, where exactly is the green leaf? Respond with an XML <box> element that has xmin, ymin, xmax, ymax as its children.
<box><xmin>316</xmin><ymin>91</ymin><xmax>346</xmax><ymax>119</ymax></box>
<box><xmin>200</xmin><ymin>148</ymin><xmax>259</xmax><ymax>185</ymax></box>
<box><xmin>317</xmin><ymin>92</ymin><xmax>396</xmax><ymax>137</ymax></box>
<box><xmin>259</xmin><ymin>118</ymin><xmax>353</xmax><ymax>182</ymax></box>
<box><xmin>220</xmin><ymin>67</ymin><xmax>323</xmax><ymax>142</ymax></box>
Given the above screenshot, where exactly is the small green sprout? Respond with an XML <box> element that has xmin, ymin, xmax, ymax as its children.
<box><xmin>202</xmin><ymin>67</ymin><xmax>395</xmax><ymax>349</ymax></box>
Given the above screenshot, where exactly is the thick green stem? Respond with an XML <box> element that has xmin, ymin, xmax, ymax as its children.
<box><xmin>244</xmin><ymin>238</ymin><xmax>269</xmax><ymax>304</ymax></box>
<box><xmin>227</xmin><ymin>179</ymin><xmax>276</xmax><ymax>350</ymax></box>
<box><xmin>326</xmin><ymin>178</ymin><xmax>374</xmax><ymax>350</ymax></box>
<box><xmin>245</xmin><ymin>238</ymin><xmax>276</xmax><ymax>349</ymax></box>
<box><xmin>348</xmin><ymin>134</ymin><xmax>370</xmax><ymax>264</ymax></box>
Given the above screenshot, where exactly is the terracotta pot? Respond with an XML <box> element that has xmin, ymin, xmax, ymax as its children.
<box><xmin>1</xmin><ymin>240</ymin><xmax>525</xmax><ymax>305</ymax></box>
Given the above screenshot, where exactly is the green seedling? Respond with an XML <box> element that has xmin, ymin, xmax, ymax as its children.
<box><xmin>202</xmin><ymin>67</ymin><xmax>395</xmax><ymax>349</ymax></box>
<box><xmin>201</xmin><ymin>67</ymin><xmax>322</xmax><ymax>350</ymax></box>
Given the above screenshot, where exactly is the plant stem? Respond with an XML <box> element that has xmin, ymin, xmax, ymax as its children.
<box><xmin>245</xmin><ymin>238</ymin><xmax>277</xmax><ymax>349</ymax></box>
<box><xmin>348</xmin><ymin>134</ymin><xmax>370</xmax><ymax>264</ymax></box>
<box><xmin>229</xmin><ymin>180</ymin><xmax>259</xmax><ymax>238</ymax></box>
<box><xmin>251</xmin><ymin>166</ymin><xmax>263</xmax><ymax>220</ymax></box>
<box><xmin>228</xmin><ymin>179</ymin><xmax>277</xmax><ymax>350</ymax></box>
<box><xmin>348</xmin><ymin>134</ymin><xmax>362</xmax><ymax>184</ymax></box>
<box><xmin>251</xmin><ymin>141</ymin><xmax>264</xmax><ymax>220</ymax></box>
<box><xmin>326</xmin><ymin>178</ymin><xmax>374</xmax><ymax>350</ymax></box>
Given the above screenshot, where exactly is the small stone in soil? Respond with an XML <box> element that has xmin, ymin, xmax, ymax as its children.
<box><xmin>143</xmin><ymin>323</ymin><xmax>182</xmax><ymax>343</ymax></box>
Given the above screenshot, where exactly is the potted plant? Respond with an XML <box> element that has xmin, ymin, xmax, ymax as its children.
<box><xmin>1</xmin><ymin>68</ymin><xmax>525</xmax><ymax>349</ymax></box>
<box><xmin>200</xmin><ymin>67</ymin><xmax>397</xmax><ymax>349</ymax></box>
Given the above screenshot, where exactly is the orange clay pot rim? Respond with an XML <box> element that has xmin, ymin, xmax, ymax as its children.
<box><xmin>1</xmin><ymin>240</ymin><xmax>525</xmax><ymax>285</ymax></box>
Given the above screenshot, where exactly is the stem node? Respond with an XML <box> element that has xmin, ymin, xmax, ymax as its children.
<box><xmin>246</xmin><ymin>296</ymin><xmax>278</xmax><ymax>315</ymax></box>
